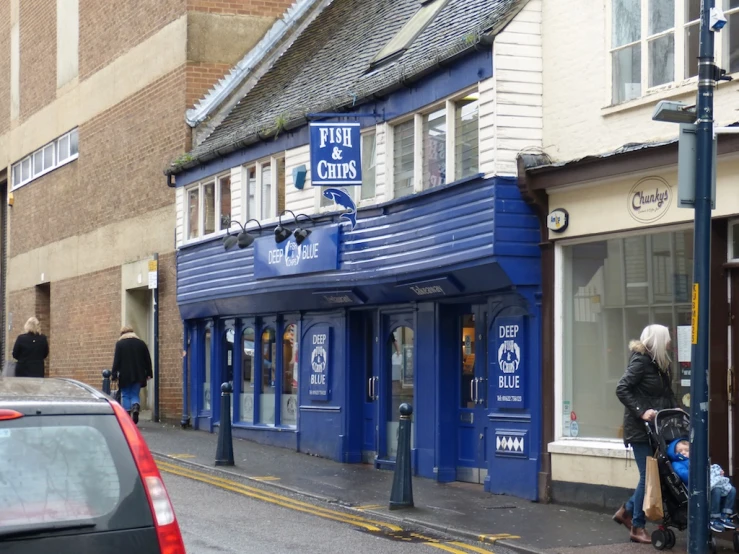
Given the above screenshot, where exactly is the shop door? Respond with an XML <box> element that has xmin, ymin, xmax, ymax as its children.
<box><xmin>376</xmin><ymin>313</ymin><xmax>415</xmax><ymax>463</ymax></box>
<box><xmin>361</xmin><ymin>312</ymin><xmax>377</xmax><ymax>462</ymax></box>
<box><xmin>456</xmin><ymin>306</ymin><xmax>488</xmax><ymax>484</ymax></box>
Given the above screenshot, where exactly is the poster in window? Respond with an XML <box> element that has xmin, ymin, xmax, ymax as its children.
<box><xmin>307</xmin><ymin>324</ymin><xmax>330</xmax><ymax>400</ymax></box>
<box><xmin>402</xmin><ymin>345</ymin><xmax>414</xmax><ymax>388</ymax></box>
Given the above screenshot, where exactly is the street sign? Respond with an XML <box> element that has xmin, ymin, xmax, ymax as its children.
<box><xmin>677</xmin><ymin>123</ymin><xmax>716</xmax><ymax>209</ymax></box>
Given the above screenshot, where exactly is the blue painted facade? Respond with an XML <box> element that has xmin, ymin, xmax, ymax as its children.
<box><xmin>178</xmin><ymin>174</ymin><xmax>544</xmax><ymax>500</ymax></box>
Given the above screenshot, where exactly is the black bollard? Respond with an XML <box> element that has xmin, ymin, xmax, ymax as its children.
<box><xmin>102</xmin><ymin>369</ymin><xmax>111</xmax><ymax>395</ymax></box>
<box><xmin>389</xmin><ymin>403</ymin><xmax>414</xmax><ymax>510</ymax></box>
<box><xmin>215</xmin><ymin>382</ymin><xmax>235</xmax><ymax>467</ymax></box>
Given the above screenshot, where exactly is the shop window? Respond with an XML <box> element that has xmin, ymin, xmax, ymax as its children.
<box><xmin>219</xmin><ymin>175</ymin><xmax>232</xmax><ymax>230</ymax></box>
<box><xmin>241</xmin><ymin>326</ymin><xmax>255</xmax><ymax>423</ymax></box>
<box><xmin>560</xmin><ymin>229</ymin><xmax>693</xmax><ymax>441</ymax></box>
<box><xmin>281</xmin><ymin>323</ymin><xmax>298</xmax><ymax>427</ymax></box>
<box><xmin>241</xmin><ymin>157</ymin><xmax>282</xmax><ymax>222</ymax></box>
<box><xmin>260</xmin><ymin>327</ymin><xmax>277</xmax><ymax>425</ymax></box>
<box><xmin>204</xmin><ymin>327</ymin><xmax>212</xmax><ymax>412</ymax></box>
<box><xmin>203</xmin><ymin>181</ymin><xmax>216</xmax><ymax>235</ymax></box>
<box><xmin>460</xmin><ymin>314</ymin><xmax>476</xmax><ymax>408</ymax></box>
<box><xmin>388</xmin><ymin>326</ymin><xmax>414</xmax><ymax>458</ymax></box>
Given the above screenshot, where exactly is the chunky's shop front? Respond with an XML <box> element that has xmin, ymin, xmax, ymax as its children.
<box><xmin>519</xmin><ymin>139</ymin><xmax>739</xmax><ymax>509</ymax></box>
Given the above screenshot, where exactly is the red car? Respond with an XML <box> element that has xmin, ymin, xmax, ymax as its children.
<box><xmin>0</xmin><ymin>377</ymin><xmax>185</xmax><ymax>553</ymax></box>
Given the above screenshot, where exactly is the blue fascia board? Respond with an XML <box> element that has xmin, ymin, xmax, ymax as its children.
<box><xmin>174</xmin><ymin>49</ymin><xmax>493</xmax><ymax>188</ymax></box>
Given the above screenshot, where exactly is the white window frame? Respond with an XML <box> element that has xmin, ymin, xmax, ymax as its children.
<box><xmin>607</xmin><ymin>0</ymin><xmax>739</xmax><ymax>106</ymax></box>
<box><xmin>183</xmin><ymin>170</ymin><xmax>231</xmax><ymax>243</ymax></box>
<box><xmin>241</xmin><ymin>157</ymin><xmax>280</xmax><ymax>225</ymax></box>
<box><xmin>386</xmin><ymin>87</ymin><xmax>480</xmax><ymax>201</ymax></box>
<box><xmin>551</xmin><ymin>223</ymin><xmax>693</xmax><ymax>456</ymax></box>
<box><xmin>11</xmin><ymin>128</ymin><xmax>79</xmax><ymax>190</ymax></box>
<box><xmin>723</xmin><ymin>1</ymin><xmax>739</xmax><ymax>73</ymax></box>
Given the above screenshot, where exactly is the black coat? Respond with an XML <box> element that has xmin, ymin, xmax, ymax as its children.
<box><xmin>616</xmin><ymin>341</ymin><xmax>677</xmax><ymax>446</ymax></box>
<box><xmin>12</xmin><ymin>332</ymin><xmax>49</xmax><ymax>378</ymax></box>
<box><xmin>112</xmin><ymin>333</ymin><xmax>153</xmax><ymax>388</ymax></box>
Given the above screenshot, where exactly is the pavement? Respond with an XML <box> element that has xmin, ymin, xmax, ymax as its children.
<box><xmin>139</xmin><ymin>419</ymin><xmax>739</xmax><ymax>554</ymax></box>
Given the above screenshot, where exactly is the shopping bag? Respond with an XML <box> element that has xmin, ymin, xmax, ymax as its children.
<box><xmin>643</xmin><ymin>455</ymin><xmax>664</xmax><ymax>521</ymax></box>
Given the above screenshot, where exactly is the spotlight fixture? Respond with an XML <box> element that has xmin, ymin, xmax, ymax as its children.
<box><xmin>223</xmin><ymin>219</ymin><xmax>262</xmax><ymax>251</ymax></box>
<box><xmin>274</xmin><ymin>210</ymin><xmax>315</xmax><ymax>244</ymax></box>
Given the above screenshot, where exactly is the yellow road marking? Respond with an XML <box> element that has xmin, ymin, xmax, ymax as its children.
<box><xmin>479</xmin><ymin>533</ymin><xmax>520</xmax><ymax>543</ymax></box>
<box><xmin>355</xmin><ymin>504</ymin><xmax>382</xmax><ymax>510</ymax></box>
<box><xmin>169</xmin><ymin>454</ymin><xmax>196</xmax><ymax>459</ymax></box>
<box><xmin>411</xmin><ymin>532</ymin><xmax>440</xmax><ymax>542</ymax></box>
<box><xmin>252</xmin><ymin>476</ymin><xmax>281</xmax><ymax>481</ymax></box>
<box><xmin>449</xmin><ymin>541</ymin><xmax>495</xmax><ymax>553</ymax></box>
<box><xmin>426</xmin><ymin>543</ymin><xmax>478</xmax><ymax>554</ymax></box>
<box><xmin>156</xmin><ymin>461</ymin><xmax>402</xmax><ymax>532</ymax></box>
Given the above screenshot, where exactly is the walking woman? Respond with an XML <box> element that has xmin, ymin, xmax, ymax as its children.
<box><xmin>613</xmin><ymin>324</ymin><xmax>678</xmax><ymax>543</ymax></box>
<box><xmin>12</xmin><ymin>317</ymin><xmax>49</xmax><ymax>378</ymax></box>
<box><xmin>111</xmin><ymin>325</ymin><xmax>153</xmax><ymax>424</ymax></box>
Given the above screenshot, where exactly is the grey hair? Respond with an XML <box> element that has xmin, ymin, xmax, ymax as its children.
<box><xmin>24</xmin><ymin>317</ymin><xmax>41</xmax><ymax>335</ymax></box>
<box><xmin>640</xmin><ymin>324</ymin><xmax>672</xmax><ymax>371</ymax></box>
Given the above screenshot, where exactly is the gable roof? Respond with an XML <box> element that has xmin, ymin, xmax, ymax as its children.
<box><xmin>167</xmin><ymin>0</ymin><xmax>527</xmax><ymax>176</ymax></box>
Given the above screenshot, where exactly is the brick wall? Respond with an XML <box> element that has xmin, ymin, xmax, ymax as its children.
<box><xmin>19</xmin><ymin>0</ymin><xmax>56</xmax><ymax>122</ymax></box>
<box><xmin>7</xmin><ymin>288</ymin><xmax>36</xmax><ymax>358</ymax></box>
<box><xmin>157</xmin><ymin>252</ymin><xmax>183</xmax><ymax>421</ymax></box>
<box><xmin>79</xmin><ymin>0</ymin><xmax>186</xmax><ymax>81</ymax></box>
<box><xmin>189</xmin><ymin>0</ymin><xmax>294</xmax><ymax>17</ymax></box>
<box><xmin>0</xmin><ymin>0</ymin><xmax>10</xmax><ymax>135</ymax></box>
<box><xmin>186</xmin><ymin>62</ymin><xmax>231</xmax><ymax>109</ymax></box>
<box><xmin>9</xmin><ymin>68</ymin><xmax>189</xmax><ymax>257</ymax></box>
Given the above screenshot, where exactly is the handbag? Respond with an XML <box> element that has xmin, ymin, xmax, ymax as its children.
<box><xmin>643</xmin><ymin>454</ymin><xmax>664</xmax><ymax>521</ymax></box>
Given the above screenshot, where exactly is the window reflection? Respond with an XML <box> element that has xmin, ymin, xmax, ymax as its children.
<box><xmin>388</xmin><ymin>326</ymin><xmax>414</xmax><ymax>458</ymax></box>
<box><xmin>281</xmin><ymin>324</ymin><xmax>298</xmax><ymax>427</ymax></box>
<box><xmin>241</xmin><ymin>327</ymin><xmax>255</xmax><ymax>423</ymax></box>
<box><xmin>260</xmin><ymin>327</ymin><xmax>276</xmax><ymax>425</ymax></box>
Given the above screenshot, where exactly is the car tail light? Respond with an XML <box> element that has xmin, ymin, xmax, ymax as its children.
<box><xmin>111</xmin><ymin>400</ymin><xmax>186</xmax><ymax>553</ymax></box>
<box><xmin>0</xmin><ymin>409</ymin><xmax>23</xmax><ymax>421</ymax></box>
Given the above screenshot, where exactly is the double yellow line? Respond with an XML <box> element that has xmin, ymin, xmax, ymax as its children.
<box><xmin>156</xmin><ymin>460</ymin><xmax>497</xmax><ymax>554</ymax></box>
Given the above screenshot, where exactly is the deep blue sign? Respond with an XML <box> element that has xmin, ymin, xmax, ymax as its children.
<box><xmin>494</xmin><ymin>316</ymin><xmax>526</xmax><ymax>409</ymax></box>
<box><xmin>310</xmin><ymin>122</ymin><xmax>362</xmax><ymax>186</ymax></box>
<box><xmin>254</xmin><ymin>225</ymin><xmax>340</xmax><ymax>279</ymax></box>
<box><xmin>307</xmin><ymin>324</ymin><xmax>330</xmax><ymax>400</ymax></box>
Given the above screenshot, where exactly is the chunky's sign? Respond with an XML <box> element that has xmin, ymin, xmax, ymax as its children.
<box><xmin>628</xmin><ymin>176</ymin><xmax>673</xmax><ymax>223</ymax></box>
<box><xmin>310</xmin><ymin>122</ymin><xmax>362</xmax><ymax>186</ymax></box>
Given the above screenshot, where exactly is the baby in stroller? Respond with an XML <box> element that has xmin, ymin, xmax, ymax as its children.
<box><xmin>667</xmin><ymin>438</ymin><xmax>737</xmax><ymax>533</ymax></box>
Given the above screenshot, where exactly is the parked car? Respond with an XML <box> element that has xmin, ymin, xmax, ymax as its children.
<box><xmin>0</xmin><ymin>377</ymin><xmax>185</xmax><ymax>553</ymax></box>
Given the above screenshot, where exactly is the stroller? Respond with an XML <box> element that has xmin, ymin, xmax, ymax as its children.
<box><xmin>645</xmin><ymin>408</ymin><xmax>739</xmax><ymax>552</ymax></box>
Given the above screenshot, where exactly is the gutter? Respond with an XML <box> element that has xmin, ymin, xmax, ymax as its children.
<box><xmin>185</xmin><ymin>0</ymin><xmax>320</xmax><ymax>128</ymax></box>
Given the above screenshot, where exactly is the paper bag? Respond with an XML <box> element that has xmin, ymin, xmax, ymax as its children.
<box><xmin>643</xmin><ymin>455</ymin><xmax>664</xmax><ymax>521</ymax></box>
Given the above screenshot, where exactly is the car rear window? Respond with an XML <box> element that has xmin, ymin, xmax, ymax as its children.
<box><xmin>0</xmin><ymin>414</ymin><xmax>153</xmax><ymax>532</ymax></box>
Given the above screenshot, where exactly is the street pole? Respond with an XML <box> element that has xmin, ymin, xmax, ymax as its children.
<box><xmin>687</xmin><ymin>0</ymin><xmax>715</xmax><ymax>551</ymax></box>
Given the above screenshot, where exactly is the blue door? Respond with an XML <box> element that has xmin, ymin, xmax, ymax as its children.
<box><xmin>376</xmin><ymin>312</ymin><xmax>415</xmax><ymax>466</ymax></box>
<box><xmin>360</xmin><ymin>312</ymin><xmax>377</xmax><ymax>462</ymax></box>
<box><xmin>456</xmin><ymin>305</ymin><xmax>489</xmax><ymax>483</ymax></box>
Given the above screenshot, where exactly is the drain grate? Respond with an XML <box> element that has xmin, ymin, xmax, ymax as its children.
<box><xmin>483</xmin><ymin>504</ymin><xmax>518</xmax><ymax>510</ymax></box>
<box><xmin>356</xmin><ymin>529</ymin><xmax>443</xmax><ymax>543</ymax></box>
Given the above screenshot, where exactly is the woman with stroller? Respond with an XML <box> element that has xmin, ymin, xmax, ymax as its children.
<box><xmin>613</xmin><ymin>324</ymin><xmax>678</xmax><ymax>544</ymax></box>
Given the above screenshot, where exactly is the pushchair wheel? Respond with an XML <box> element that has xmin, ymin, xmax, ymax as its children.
<box><xmin>665</xmin><ymin>529</ymin><xmax>676</xmax><ymax>549</ymax></box>
<box><xmin>733</xmin><ymin>530</ymin><xmax>739</xmax><ymax>553</ymax></box>
<box><xmin>651</xmin><ymin>529</ymin><xmax>668</xmax><ymax>550</ymax></box>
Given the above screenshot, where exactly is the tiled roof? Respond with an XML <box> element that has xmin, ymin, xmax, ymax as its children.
<box><xmin>167</xmin><ymin>0</ymin><xmax>526</xmax><ymax>175</ymax></box>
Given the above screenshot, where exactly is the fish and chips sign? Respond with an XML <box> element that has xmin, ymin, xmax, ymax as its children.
<box><xmin>309</xmin><ymin>122</ymin><xmax>362</xmax><ymax>186</ymax></box>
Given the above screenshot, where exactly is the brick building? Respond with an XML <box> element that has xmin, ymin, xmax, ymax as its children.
<box><xmin>0</xmin><ymin>0</ymin><xmax>294</xmax><ymax>421</ymax></box>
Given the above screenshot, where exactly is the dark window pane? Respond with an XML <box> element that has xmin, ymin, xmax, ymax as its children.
<box><xmin>729</xmin><ymin>13</ymin><xmax>739</xmax><ymax>74</ymax></box>
<box><xmin>686</xmin><ymin>0</ymin><xmax>701</xmax><ymax>22</ymax></box>
<box><xmin>649</xmin><ymin>0</ymin><xmax>674</xmax><ymax>34</ymax></box>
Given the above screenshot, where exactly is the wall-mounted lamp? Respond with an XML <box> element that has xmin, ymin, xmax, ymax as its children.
<box><xmin>7</xmin><ymin>192</ymin><xmax>13</xmax><ymax>207</ymax></box>
<box><xmin>275</xmin><ymin>210</ymin><xmax>315</xmax><ymax>244</ymax></box>
<box><xmin>223</xmin><ymin>218</ymin><xmax>263</xmax><ymax>250</ymax></box>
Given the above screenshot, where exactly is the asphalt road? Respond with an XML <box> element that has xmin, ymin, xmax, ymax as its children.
<box><xmin>162</xmin><ymin>470</ymin><xmax>513</xmax><ymax>554</ymax></box>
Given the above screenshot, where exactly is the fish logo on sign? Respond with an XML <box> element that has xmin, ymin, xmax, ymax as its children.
<box><xmin>311</xmin><ymin>346</ymin><xmax>327</xmax><ymax>373</ymax></box>
<box><xmin>323</xmin><ymin>188</ymin><xmax>357</xmax><ymax>230</ymax></box>
<box><xmin>498</xmin><ymin>340</ymin><xmax>521</xmax><ymax>374</ymax></box>
<box><xmin>284</xmin><ymin>241</ymin><xmax>301</xmax><ymax>267</ymax></box>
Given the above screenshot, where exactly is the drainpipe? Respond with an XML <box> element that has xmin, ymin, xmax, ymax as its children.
<box><xmin>152</xmin><ymin>252</ymin><xmax>160</xmax><ymax>423</ymax></box>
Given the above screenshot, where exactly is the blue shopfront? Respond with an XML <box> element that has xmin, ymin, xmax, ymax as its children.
<box><xmin>177</xmin><ymin>175</ymin><xmax>544</xmax><ymax>500</ymax></box>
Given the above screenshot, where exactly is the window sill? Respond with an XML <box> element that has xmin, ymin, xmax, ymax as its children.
<box><xmin>232</xmin><ymin>422</ymin><xmax>297</xmax><ymax>432</ymax></box>
<box><xmin>548</xmin><ymin>438</ymin><xmax>633</xmax><ymax>460</ymax></box>
<box><xmin>181</xmin><ymin>228</ymin><xmax>229</xmax><ymax>248</ymax></box>
<box><xmin>602</xmin><ymin>78</ymin><xmax>698</xmax><ymax>117</ymax></box>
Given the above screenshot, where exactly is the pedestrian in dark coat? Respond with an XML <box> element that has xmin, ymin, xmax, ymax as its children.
<box><xmin>11</xmin><ymin>317</ymin><xmax>49</xmax><ymax>378</ymax></box>
<box><xmin>612</xmin><ymin>324</ymin><xmax>677</xmax><ymax>544</ymax></box>
<box><xmin>111</xmin><ymin>325</ymin><xmax>153</xmax><ymax>424</ymax></box>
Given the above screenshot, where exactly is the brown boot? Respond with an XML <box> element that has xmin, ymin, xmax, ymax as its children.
<box><xmin>630</xmin><ymin>527</ymin><xmax>651</xmax><ymax>544</ymax></box>
<box><xmin>613</xmin><ymin>504</ymin><xmax>633</xmax><ymax>530</ymax></box>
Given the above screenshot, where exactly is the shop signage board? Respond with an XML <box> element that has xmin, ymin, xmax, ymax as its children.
<box><xmin>627</xmin><ymin>176</ymin><xmax>673</xmax><ymax>224</ymax></box>
<box><xmin>494</xmin><ymin>315</ymin><xmax>526</xmax><ymax>409</ymax></box>
<box><xmin>396</xmin><ymin>276</ymin><xmax>462</xmax><ymax>299</ymax></box>
<box><xmin>309</xmin><ymin>122</ymin><xmax>362</xmax><ymax>186</ymax></box>
<box><xmin>254</xmin><ymin>225</ymin><xmax>340</xmax><ymax>279</ymax></box>
<box><xmin>307</xmin><ymin>324</ymin><xmax>330</xmax><ymax>400</ymax></box>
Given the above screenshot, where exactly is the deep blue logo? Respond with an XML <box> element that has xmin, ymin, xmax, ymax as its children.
<box><xmin>323</xmin><ymin>188</ymin><xmax>357</xmax><ymax>230</ymax></box>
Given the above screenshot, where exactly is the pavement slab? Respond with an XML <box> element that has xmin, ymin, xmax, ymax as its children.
<box><xmin>140</xmin><ymin>421</ymin><xmax>739</xmax><ymax>553</ymax></box>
